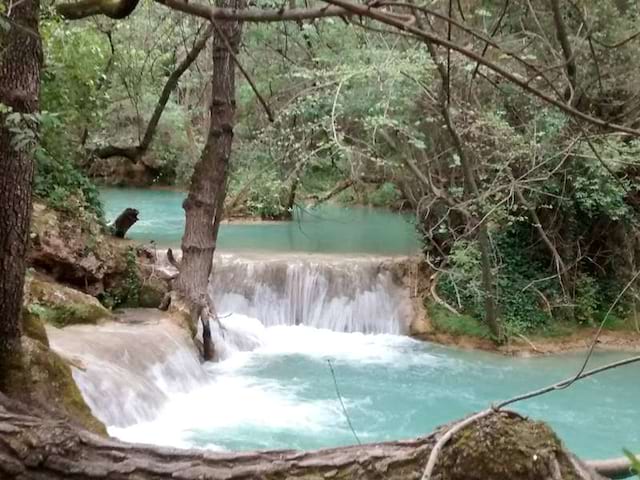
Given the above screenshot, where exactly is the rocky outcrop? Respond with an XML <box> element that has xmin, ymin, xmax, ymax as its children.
<box><xmin>29</xmin><ymin>202</ymin><xmax>131</xmax><ymax>295</ymax></box>
<box><xmin>2</xmin><ymin>330</ymin><xmax>107</xmax><ymax>435</ymax></box>
<box><xmin>383</xmin><ymin>256</ymin><xmax>434</xmax><ymax>337</ymax></box>
<box><xmin>87</xmin><ymin>156</ymin><xmax>160</xmax><ymax>187</ymax></box>
<box><xmin>28</xmin><ymin>202</ymin><xmax>170</xmax><ymax>309</ymax></box>
<box><xmin>24</xmin><ymin>275</ymin><xmax>111</xmax><ymax>327</ymax></box>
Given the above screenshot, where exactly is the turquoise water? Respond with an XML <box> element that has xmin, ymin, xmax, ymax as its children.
<box><xmin>100</xmin><ymin>188</ymin><xmax>421</xmax><ymax>254</ymax></box>
<box><xmin>99</xmin><ymin>187</ymin><xmax>639</xmax><ymax>461</ymax></box>
<box><xmin>111</xmin><ymin>319</ymin><xmax>640</xmax><ymax>460</ymax></box>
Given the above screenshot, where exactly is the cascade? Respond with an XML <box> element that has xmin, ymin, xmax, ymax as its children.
<box><xmin>157</xmin><ymin>251</ymin><xmax>415</xmax><ymax>335</ymax></box>
<box><xmin>47</xmin><ymin>314</ymin><xmax>209</xmax><ymax>428</ymax></box>
<box><xmin>51</xmin><ymin>253</ymin><xmax>417</xmax><ymax>428</ymax></box>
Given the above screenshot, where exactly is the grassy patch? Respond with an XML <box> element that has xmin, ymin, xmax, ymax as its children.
<box><xmin>428</xmin><ymin>303</ymin><xmax>492</xmax><ymax>338</ymax></box>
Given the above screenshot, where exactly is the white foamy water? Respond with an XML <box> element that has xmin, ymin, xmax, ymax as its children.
<box><xmin>47</xmin><ymin>316</ymin><xmax>208</xmax><ymax>428</ymax></box>
<box><xmin>156</xmin><ymin>251</ymin><xmax>415</xmax><ymax>335</ymax></box>
<box><xmin>107</xmin><ymin>315</ymin><xmax>428</xmax><ymax>449</ymax></box>
<box><xmin>49</xmin><ymin>311</ymin><xmax>640</xmax><ymax>459</ymax></box>
<box><xmin>47</xmin><ymin>252</ymin><xmax>640</xmax><ymax>459</ymax></box>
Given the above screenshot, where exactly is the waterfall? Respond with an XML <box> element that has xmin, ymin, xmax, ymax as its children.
<box><xmin>48</xmin><ymin>253</ymin><xmax>416</xmax><ymax>429</ymax></box>
<box><xmin>47</xmin><ymin>315</ymin><xmax>209</xmax><ymax>428</ymax></box>
<box><xmin>157</xmin><ymin>251</ymin><xmax>415</xmax><ymax>335</ymax></box>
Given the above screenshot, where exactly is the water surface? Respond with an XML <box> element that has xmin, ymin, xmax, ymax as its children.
<box><xmin>84</xmin><ymin>317</ymin><xmax>640</xmax><ymax>460</ymax></box>
<box><xmin>100</xmin><ymin>188</ymin><xmax>421</xmax><ymax>255</ymax></box>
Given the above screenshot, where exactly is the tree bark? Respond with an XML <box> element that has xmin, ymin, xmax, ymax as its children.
<box><xmin>175</xmin><ymin>6</ymin><xmax>244</xmax><ymax>360</ymax></box>
<box><xmin>0</xmin><ymin>0</ymin><xmax>42</xmax><ymax>379</ymax></box>
<box><xmin>548</xmin><ymin>0</ymin><xmax>578</xmax><ymax>105</ymax></box>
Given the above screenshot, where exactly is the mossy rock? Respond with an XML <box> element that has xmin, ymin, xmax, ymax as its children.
<box><xmin>25</xmin><ymin>276</ymin><xmax>111</xmax><ymax>327</ymax></box>
<box><xmin>2</xmin><ymin>337</ymin><xmax>106</xmax><ymax>435</ymax></box>
<box><xmin>139</xmin><ymin>277</ymin><xmax>169</xmax><ymax>308</ymax></box>
<box><xmin>437</xmin><ymin>412</ymin><xmax>579</xmax><ymax>480</ymax></box>
<box><xmin>22</xmin><ymin>311</ymin><xmax>50</xmax><ymax>347</ymax></box>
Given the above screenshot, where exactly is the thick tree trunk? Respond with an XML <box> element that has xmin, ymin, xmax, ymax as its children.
<box><xmin>0</xmin><ymin>402</ymin><xmax>616</xmax><ymax>480</ymax></box>
<box><xmin>0</xmin><ymin>0</ymin><xmax>41</xmax><ymax>379</ymax></box>
<box><xmin>175</xmin><ymin>7</ymin><xmax>244</xmax><ymax>360</ymax></box>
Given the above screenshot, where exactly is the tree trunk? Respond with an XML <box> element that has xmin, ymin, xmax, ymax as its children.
<box><xmin>0</xmin><ymin>401</ymin><xmax>616</xmax><ymax>480</ymax></box>
<box><xmin>111</xmin><ymin>208</ymin><xmax>139</xmax><ymax>238</ymax></box>
<box><xmin>0</xmin><ymin>0</ymin><xmax>42</xmax><ymax>380</ymax></box>
<box><xmin>175</xmin><ymin>7</ymin><xmax>244</xmax><ymax>360</ymax></box>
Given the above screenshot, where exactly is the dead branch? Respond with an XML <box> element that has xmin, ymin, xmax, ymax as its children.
<box><xmin>307</xmin><ymin>179</ymin><xmax>354</xmax><ymax>206</ymax></box>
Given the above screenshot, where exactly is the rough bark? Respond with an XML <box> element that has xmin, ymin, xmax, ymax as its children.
<box><xmin>0</xmin><ymin>0</ymin><xmax>42</xmax><ymax>379</ymax></box>
<box><xmin>0</xmin><ymin>403</ymin><xmax>618</xmax><ymax>480</ymax></box>
<box><xmin>175</xmin><ymin>5</ymin><xmax>244</xmax><ymax>360</ymax></box>
<box><xmin>111</xmin><ymin>208</ymin><xmax>139</xmax><ymax>238</ymax></box>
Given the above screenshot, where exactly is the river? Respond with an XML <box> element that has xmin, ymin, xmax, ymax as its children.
<box><xmin>48</xmin><ymin>187</ymin><xmax>640</xmax><ymax>460</ymax></box>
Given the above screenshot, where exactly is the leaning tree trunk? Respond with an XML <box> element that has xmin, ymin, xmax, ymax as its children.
<box><xmin>0</xmin><ymin>0</ymin><xmax>42</xmax><ymax>381</ymax></box>
<box><xmin>0</xmin><ymin>400</ymin><xmax>617</xmax><ymax>480</ymax></box>
<box><xmin>175</xmin><ymin>4</ymin><xmax>244</xmax><ymax>359</ymax></box>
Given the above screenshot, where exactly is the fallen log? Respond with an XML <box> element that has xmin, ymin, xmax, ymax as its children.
<box><xmin>0</xmin><ymin>404</ymin><xmax>617</xmax><ymax>480</ymax></box>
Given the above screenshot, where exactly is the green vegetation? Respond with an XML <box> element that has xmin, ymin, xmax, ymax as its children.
<box><xmin>26</xmin><ymin>276</ymin><xmax>111</xmax><ymax>327</ymax></box>
<box><xmin>99</xmin><ymin>247</ymin><xmax>141</xmax><ymax>308</ymax></box>
<box><xmin>26</xmin><ymin>0</ymin><xmax>640</xmax><ymax>341</ymax></box>
<box><xmin>624</xmin><ymin>449</ymin><xmax>640</xmax><ymax>478</ymax></box>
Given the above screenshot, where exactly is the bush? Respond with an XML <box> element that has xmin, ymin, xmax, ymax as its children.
<box><xmin>34</xmin><ymin>147</ymin><xmax>104</xmax><ymax>221</ymax></box>
<box><xmin>368</xmin><ymin>182</ymin><xmax>401</xmax><ymax>207</ymax></box>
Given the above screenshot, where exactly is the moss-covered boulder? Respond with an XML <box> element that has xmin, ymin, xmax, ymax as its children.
<box><xmin>437</xmin><ymin>412</ymin><xmax>583</xmax><ymax>480</ymax></box>
<box><xmin>25</xmin><ymin>275</ymin><xmax>111</xmax><ymax>327</ymax></box>
<box><xmin>139</xmin><ymin>276</ymin><xmax>169</xmax><ymax>308</ymax></box>
<box><xmin>22</xmin><ymin>311</ymin><xmax>50</xmax><ymax>347</ymax></box>
<box><xmin>2</xmin><ymin>337</ymin><xmax>106</xmax><ymax>435</ymax></box>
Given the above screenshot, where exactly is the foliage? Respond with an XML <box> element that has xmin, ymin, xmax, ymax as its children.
<box><xmin>33</xmin><ymin>0</ymin><xmax>640</xmax><ymax>339</ymax></box>
<box><xmin>623</xmin><ymin>449</ymin><xmax>640</xmax><ymax>478</ymax></box>
<box><xmin>100</xmin><ymin>247</ymin><xmax>141</xmax><ymax>308</ymax></box>
<box><xmin>428</xmin><ymin>303</ymin><xmax>492</xmax><ymax>338</ymax></box>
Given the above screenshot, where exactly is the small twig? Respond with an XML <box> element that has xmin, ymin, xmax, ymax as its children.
<box><xmin>496</xmin><ymin>355</ymin><xmax>640</xmax><ymax>410</ymax></box>
<box><xmin>422</xmin><ymin>356</ymin><xmax>640</xmax><ymax>479</ymax></box>
<box><xmin>516</xmin><ymin>333</ymin><xmax>542</xmax><ymax>354</ymax></box>
<box><xmin>327</xmin><ymin>359</ymin><xmax>361</xmax><ymax>445</ymax></box>
<box><xmin>421</xmin><ymin>409</ymin><xmax>493</xmax><ymax>480</ymax></box>
<box><xmin>556</xmin><ymin>268</ymin><xmax>640</xmax><ymax>393</ymax></box>
<box><xmin>430</xmin><ymin>272</ymin><xmax>459</xmax><ymax>315</ymax></box>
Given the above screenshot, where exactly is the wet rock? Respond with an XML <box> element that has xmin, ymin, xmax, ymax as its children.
<box><xmin>1</xmin><ymin>332</ymin><xmax>106</xmax><ymax>435</ymax></box>
<box><xmin>87</xmin><ymin>156</ymin><xmax>159</xmax><ymax>187</ymax></box>
<box><xmin>24</xmin><ymin>275</ymin><xmax>111</xmax><ymax>327</ymax></box>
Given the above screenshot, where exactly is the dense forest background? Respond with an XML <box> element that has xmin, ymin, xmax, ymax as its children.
<box><xmin>29</xmin><ymin>0</ymin><xmax>640</xmax><ymax>340</ymax></box>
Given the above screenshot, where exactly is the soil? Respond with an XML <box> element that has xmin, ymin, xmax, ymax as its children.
<box><xmin>416</xmin><ymin>326</ymin><xmax>640</xmax><ymax>357</ymax></box>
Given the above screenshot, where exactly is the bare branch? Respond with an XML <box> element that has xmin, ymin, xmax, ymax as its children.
<box><xmin>322</xmin><ymin>0</ymin><xmax>640</xmax><ymax>137</ymax></box>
